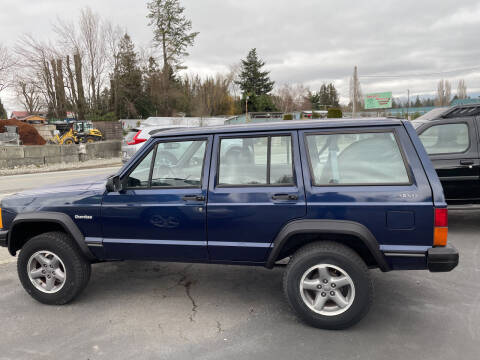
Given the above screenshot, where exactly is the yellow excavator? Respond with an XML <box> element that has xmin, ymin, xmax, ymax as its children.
<box><xmin>54</xmin><ymin>121</ymin><xmax>103</xmax><ymax>145</ymax></box>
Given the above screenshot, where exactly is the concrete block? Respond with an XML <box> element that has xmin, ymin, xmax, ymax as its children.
<box><xmin>6</xmin><ymin>157</ymin><xmax>44</xmax><ymax>168</ymax></box>
<box><xmin>23</xmin><ymin>145</ymin><xmax>46</xmax><ymax>158</ymax></box>
<box><xmin>60</xmin><ymin>144</ymin><xmax>79</xmax><ymax>156</ymax></box>
<box><xmin>44</xmin><ymin>154</ymin><xmax>79</xmax><ymax>165</ymax></box>
<box><xmin>0</xmin><ymin>146</ymin><xmax>24</xmax><ymax>160</ymax></box>
<box><xmin>43</xmin><ymin>145</ymin><xmax>62</xmax><ymax>157</ymax></box>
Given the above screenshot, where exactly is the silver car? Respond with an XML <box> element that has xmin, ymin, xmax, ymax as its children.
<box><xmin>122</xmin><ymin>126</ymin><xmax>187</xmax><ymax>163</ymax></box>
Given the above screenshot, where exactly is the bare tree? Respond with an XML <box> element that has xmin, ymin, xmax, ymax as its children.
<box><xmin>0</xmin><ymin>44</ymin><xmax>15</xmax><ymax>92</ymax></box>
<box><xmin>79</xmin><ymin>7</ymin><xmax>107</xmax><ymax>109</ymax></box>
<box><xmin>436</xmin><ymin>79</ymin><xmax>452</xmax><ymax>106</ymax></box>
<box><xmin>15</xmin><ymin>35</ymin><xmax>59</xmax><ymax>115</ymax></box>
<box><xmin>457</xmin><ymin>79</ymin><xmax>467</xmax><ymax>99</ymax></box>
<box><xmin>274</xmin><ymin>84</ymin><xmax>309</xmax><ymax>113</ymax></box>
<box><xmin>15</xmin><ymin>79</ymin><xmax>43</xmax><ymax>113</ymax></box>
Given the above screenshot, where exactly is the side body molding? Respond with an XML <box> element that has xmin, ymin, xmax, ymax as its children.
<box><xmin>265</xmin><ymin>219</ymin><xmax>390</xmax><ymax>271</ymax></box>
<box><xmin>8</xmin><ymin>212</ymin><xmax>95</xmax><ymax>260</ymax></box>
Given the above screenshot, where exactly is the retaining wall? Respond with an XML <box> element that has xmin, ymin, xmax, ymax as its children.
<box><xmin>0</xmin><ymin>140</ymin><xmax>121</xmax><ymax>169</ymax></box>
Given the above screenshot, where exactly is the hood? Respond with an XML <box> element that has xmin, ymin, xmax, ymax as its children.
<box><xmin>7</xmin><ymin>174</ymin><xmax>108</xmax><ymax>199</ymax></box>
<box><xmin>1</xmin><ymin>175</ymin><xmax>107</xmax><ymax>227</ymax></box>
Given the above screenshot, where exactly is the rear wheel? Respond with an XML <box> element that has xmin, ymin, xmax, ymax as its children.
<box><xmin>85</xmin><ymin>136</ymin><xmax>96</xmax><ymax>143</ymax></box>
<box><xmin>283</xmin><ymin>241</ymin><xmax>373</xmax><ymax>329</ymax></box>
<box><xmin>17</xmin><ymin>232</ymin><xmax>91</xmax><ymax>305</ymax></box>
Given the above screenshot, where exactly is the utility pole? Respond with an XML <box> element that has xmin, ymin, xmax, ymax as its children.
<box><xmin>245</xmin><ymin>95</ymin><xmax>249</xmax><ymax>122</ymax></box>
<box><xmin>352</xmin><ymin>66</ymin><xmax>359</xmax><ymax>118</ymax></box>
<box><xmin>407</xmin><ymin>89</ymin><xmax>410</xmax><ymax>120</ymax></box>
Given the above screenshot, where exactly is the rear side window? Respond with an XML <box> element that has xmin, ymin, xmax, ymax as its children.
<box><xmin>218</xmin><ymin>135</ymin><xmax>294</xmax><ymax>186</ymax></box>
<box><xmin>306</xmin><ymin>132</ymin><xmax>409</xmax><ymax>185</ymax></box>
<box><xmin>419</xmin><ymin>123</ymin><xmax>469</xmax><ymax>154</ymax></box>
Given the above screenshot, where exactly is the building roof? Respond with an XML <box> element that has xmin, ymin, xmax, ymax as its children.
<box><xmin>153</xmin><ymin>118</ymin><xmax>403</xmax><ymax>138</ymax></box>
<box><xmin>10</xmin><ymin>111</ymin><xmax>30</xmax><ymax>120</ymax></box>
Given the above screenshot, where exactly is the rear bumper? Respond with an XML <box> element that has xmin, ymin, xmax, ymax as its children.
<box><xmin>0</xmin><ymin>230</ymin><xmax>8</xmax><ymax>248</ymax></box>
<box><xmin>427</xmin><ymin>245</ymin><xmax>459</xmax><ymax>272</ymax></box>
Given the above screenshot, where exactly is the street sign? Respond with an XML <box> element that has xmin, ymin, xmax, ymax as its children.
<box><xmin>364</xmin><ymin>92</ymin><xmax>392</xmax><ymax>109</ymax></box>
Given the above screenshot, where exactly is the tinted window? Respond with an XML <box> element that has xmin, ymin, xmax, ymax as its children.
<box><xmin>126</xmin><ymin>150</ymin><xmax>153</xmax><ymax>188</ymax></box>
<box><xmin>151</xmin><ymin>140</ymin><xmax>206</xmax><ymax>187</ymax></box>
<box><xmin>306</xmin><ymin>132</ymin><xmax>409</xmax><ymax>185</ymax></box>
<box><xmin>218</xmin><ymin>136</ymin><xmax>294</xmax><ymax>186</ymax></box>
<box><xmin>419</xmin><ymin>123</ymin><xmax>469</xmax><ymax>154</ymax></box>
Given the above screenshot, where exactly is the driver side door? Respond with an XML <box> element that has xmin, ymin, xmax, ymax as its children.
<box><xmin>101</xmin><ymin>135</ymin><xmax>212</xmax><ymax>261</ymax></box>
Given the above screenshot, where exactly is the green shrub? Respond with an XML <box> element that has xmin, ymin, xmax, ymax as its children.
<box><xmin>312</xmin><ymin>112</ymin><xmax>322</xmax><ymax>119</ymax></box>
<box><xmin>327</xmin><ymin>108</ymin><xmax>343</xmax><ymax>118</ymax></box>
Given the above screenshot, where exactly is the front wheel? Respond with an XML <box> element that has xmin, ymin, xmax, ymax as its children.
<box><xmin>17</xmin><ymin>232</ymin><xmax>91</xmax><ymax>305</ymax></box>
<box><xmin>283</xmin><ymin>241</ymin><xmax>373</xmax><ymax>329</ymax></box>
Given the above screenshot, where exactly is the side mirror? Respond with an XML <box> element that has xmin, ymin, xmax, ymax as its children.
<box><xmin>106</xmin><ymin>175</ymin><xmax>124</xmax><ymax>193</ymax></box>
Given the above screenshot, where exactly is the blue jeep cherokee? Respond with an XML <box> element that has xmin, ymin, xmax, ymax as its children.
<box><xmin>0</xmin><ymin>118</ymin><xmax>459</xmax><ymax>329</ymax></box>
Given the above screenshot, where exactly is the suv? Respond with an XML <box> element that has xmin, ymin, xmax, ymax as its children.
<box><xmin>414</xmin><ymin>104</ymin><xmax>480</xmax><ymax>205</ymax></box>
<box><xmin>0</xmin><ymin>119</ymin><xmax>458</xmax><ymax>329</ymax></box>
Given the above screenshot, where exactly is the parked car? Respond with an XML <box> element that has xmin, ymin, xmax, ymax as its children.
<box><xmin>413</xmin><ymin>103</ymin><xmax>480</xmax><ymax>205</ymax></box>
<box><xmin>0</xmin><ymin>118</ymin><xmax>458</xmax><ymax>329</ymax></box>
<box><xmin>122</xmin><ymin>125</ymin><xmax>188</xmax><ymax>163</ymax></box>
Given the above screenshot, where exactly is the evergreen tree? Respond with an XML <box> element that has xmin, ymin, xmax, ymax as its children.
<box><xmin>327</xmin><ymin>83</ymin><xmax>339</xmax><ymax>107</ymax></box>
<box><xmin>0</xmin><ymin>97</ymin><xmax>7</xmax><ymax>119</ymax></box>
<box><xmin>235</xmin><ymin>48</ymin><xmax>275</xmax><ymax>112</ymax></box>
<box><xmin>311</xmin><ymin>83</ymin><xmax>340</xmax><ymax>109</ymax></box>
<box><xmin>113</xmin><ymin>34</ymin><xmax>143</xmax><ymax>118</ymax></box>
<box><xmin>308</xmin><ymin>91</ymin><xmax>321</xmax><ymax>110</ymax></box>
<box><xmin>414</xmin><ymin>96</ymin><xmax>422</xmax><ymax>107</ymax></box>
<box><xmin>236</xmin><ymin>48</ymin><xmax>274</xmax><ymax>97</ymax></box>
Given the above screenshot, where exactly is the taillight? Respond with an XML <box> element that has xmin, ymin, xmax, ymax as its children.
<box><xmin>127</xmin><ymin>131</ymin><xmax>147</xmax><ymax>145</ymax></box>
<box><xmin>433</xmin><ymin>208</ymin><xmax>448</xmax><ymax>246</ymax></box>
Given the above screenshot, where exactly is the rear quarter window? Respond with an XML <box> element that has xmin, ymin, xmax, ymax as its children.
<box><xmin>306</xmin><ymin>131</ymin><xmax>410</xmax><ymax>185</ymax></box>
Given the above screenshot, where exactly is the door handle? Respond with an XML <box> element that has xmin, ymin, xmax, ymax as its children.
<box><xmin>272</xmin><ymin>193</ymin><xmax>298</xmax><ymax>201</ymax></box>
<box><xmin>182</xmin><ymin>195</ymin><xmax>205</xmax><ymax>201</ymax></box>
<box><xmin>460</xmin><ymin>160</ymin><xmax>474</xmax><ymax>165</ymax></box>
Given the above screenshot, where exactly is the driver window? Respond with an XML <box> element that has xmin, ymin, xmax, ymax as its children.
<box><xmin>126</xmin><ymin>150</ymin><xmax>154</xmax><ymax>188</ymax></box>
<box><xmin>151</xmin><ymin>140</ymin><xmax>207</xmax><ymax>187</ymax></box>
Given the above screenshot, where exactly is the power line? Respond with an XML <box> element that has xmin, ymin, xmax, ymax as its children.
<box><xmin>359</xmin><ymin>65</ymin><xmax>480</xmax><ymax>78</ymax></box>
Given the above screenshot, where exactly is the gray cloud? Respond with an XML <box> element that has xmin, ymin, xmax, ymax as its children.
<box><xmin>1</xmin><ymin>0</ymin><xmax>480</xmax><ymax>111</ymax></box>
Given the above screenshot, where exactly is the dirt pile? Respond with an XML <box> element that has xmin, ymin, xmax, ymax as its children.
<box><xmin>0</xmin><ymin>119</ymin><xmax>46</xmax><ymax>145</ymax></box>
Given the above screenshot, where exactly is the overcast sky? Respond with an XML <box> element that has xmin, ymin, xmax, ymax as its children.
<box><xmin>1</xmin><ymin>0</ymin><xmax>480</xmax><ymax>112</ymax></box>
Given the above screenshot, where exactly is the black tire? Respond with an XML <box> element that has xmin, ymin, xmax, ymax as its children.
<box><xmin>283</xmin><ymin>241</ymin><xmax>373</xmax><ymax>329</ymax></box>
<box><xmin>63</xmin><ymin>137</ymin><xmax>75</xmax><ymax>145</ymax></box>
<box><xmin>17</xmin><ymin>231</ymin><xmax>91</xmax><ymax>305</ymax></box>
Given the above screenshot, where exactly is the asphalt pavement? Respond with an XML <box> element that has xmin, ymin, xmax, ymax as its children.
<box><xmin>0</xmin><ymin>169</ymin><xmax>479</xmax><ymax>359</ymax></box>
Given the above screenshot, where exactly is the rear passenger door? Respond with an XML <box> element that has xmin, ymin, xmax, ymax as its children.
<box><xmin>418</xmin><ymin>118</ymin><xmax>480</xmax><ymax>204</ymax></box>
<box><xmin>206</xmin><ymin>131</ymin><xmax>306</xmax><ymax>262</ymax></box>
<box><xmin>299</xmin><ymin>126</ymin><xmax>435</xmax><ymax>268</ymax></box>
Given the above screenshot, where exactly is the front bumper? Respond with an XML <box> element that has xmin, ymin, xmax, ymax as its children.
<box><xmin>0</xmin><ymin>230</ymin><xmax>8</xmax><ymax>248</ymax></box>
<box><xmin>427</xmin><ymin>245</ymin><xmax>459</xmax><ymax>272</ymax></box>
